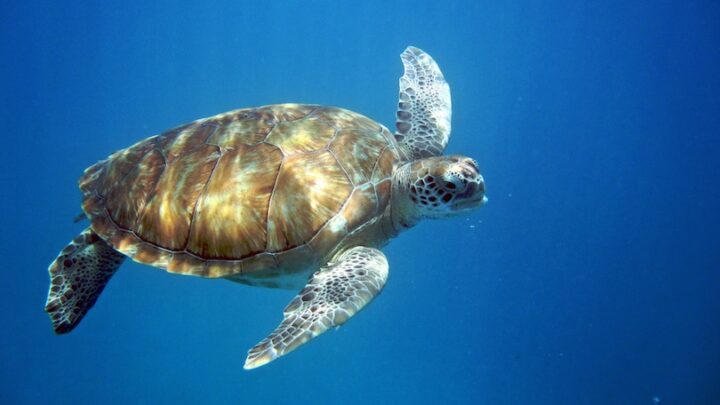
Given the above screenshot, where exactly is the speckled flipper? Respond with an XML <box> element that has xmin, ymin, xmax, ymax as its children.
<box><xmin>244</xmin><ymin>246</ymin><xmax>389</xmax><ymax>370</ymax></box>
<box><xmin>395</xmin><ymin>46</ymin><xmax>452</xmax><ymax>159</ymax></box>
<box><xmin>45</xmin><ymin>227</ymin><xmax>125</xmax><ymax>334</ymax></box>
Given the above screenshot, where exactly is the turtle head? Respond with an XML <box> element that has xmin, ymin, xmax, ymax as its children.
<box><xmin>391</xmin><ymin>155</ymin><xmax>486</xmax><ymax>227</ymax></box>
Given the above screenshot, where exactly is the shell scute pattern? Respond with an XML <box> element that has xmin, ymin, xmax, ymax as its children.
<box><xmin>329</xmin><ymin>129</ymin><xmax>388</xmax><ymax>185</ymax></box>
<box><xmin>266</xmin><ymin>150</ymin><xmax>353</xmax><ymax>252</ymax></box>
<box><xmin>79</xmin><ymin>104</ymin><xmax>398</xmax><ymax>278</ymax></box>
<box><xmin>265</xmin><ymin>117</ymin><xmax>336</xmax><ymax>155</ymax></box>
<box><xmin>187</xmin><ymin>143</ymin><xmax>282</xmax><ymax>260</ymax></box>
<box><xmin>135</xmin><ymin>144</ymin><xmax>220</xmax><ymax>250</ymax></box>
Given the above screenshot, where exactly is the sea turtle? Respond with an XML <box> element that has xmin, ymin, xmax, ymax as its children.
<box><xmin>45</xmin><ymin>46</ymin><xmax>487</xmax><ymax>369</ymax></box>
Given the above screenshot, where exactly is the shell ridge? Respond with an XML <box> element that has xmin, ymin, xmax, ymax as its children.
<box><xmin>102</xmin><ymin>207</ymin><xmax>171</xmax><ymax>253</ymax></box>
<box><xmin>101</xmin><ymin>206</ymin><xmax>229</xmax><ymax>272</ymax></box>
<box><xmin>183</xmin><ymin>144</ymin><xmax>223</xmax><ymax>252</ymax></box>
<box><xmin>264</xmin><ymin>156</ymin><xmax>285</xmax><ymax>252</ymax></box>
<box><xmin>306</xmin><ymin>189</ymin><xmax>356</xmax><ymax>246</ymax></box>
<box><xmin>131</xmin><ymin>154</ymin><xmax>167</xmax><ymax>231</ymax></box>
<box><xmin>370</xmin><ymin>183</ymin><xmax>380</xmax><ymax>215</ymax></box>
<box><xmin>326</xmin><ymin>147</ymin><xmax>354</xmax><ymax>187</ymax></box>
<box><xmin>369</xmin><ymin>144</ymin><xmax>390</xmax><ymax>181</ymax></box>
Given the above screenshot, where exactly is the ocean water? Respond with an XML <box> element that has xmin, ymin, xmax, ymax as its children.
<box><xmin>2</xmin><ymin>1</ymin><xmax>719</xmax><ymax>403</ymax></box>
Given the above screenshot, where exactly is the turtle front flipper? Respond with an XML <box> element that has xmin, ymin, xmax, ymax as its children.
<box><xmin>395</xmin><ymin>46</ymin><xmax>452</xmax><ymax>159</ymax></box>
<box><xmin>244</xmin><ymin>246</ymin><xmax>389</xmax><ymax>370</ymax></box>
<box><xmin>45</xmin><ymin>227</ymin><xmax>125</xmax><ymax>334</ymax></box>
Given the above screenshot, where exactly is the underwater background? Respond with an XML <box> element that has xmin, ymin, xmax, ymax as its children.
<box><xmin>2</xmin><ymin>1</ymin><xmax>719</xmax><ymax>404</ymax></box>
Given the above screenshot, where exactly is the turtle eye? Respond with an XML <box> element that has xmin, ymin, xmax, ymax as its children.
<box><xmin>438</xmin><ymin>175</ymin><xmax>461</xmax><ymax>192</ymax></box>
<box><xmin>465</xmin><ymin>158</ymin><xmax>479</xmax><ymax>172</ymax></box>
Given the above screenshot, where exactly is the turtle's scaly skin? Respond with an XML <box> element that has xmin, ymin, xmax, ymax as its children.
<box><xmin>79</xmin><ymin>104</ymin><xmax>403</xmax><ymax>286</ymax></box>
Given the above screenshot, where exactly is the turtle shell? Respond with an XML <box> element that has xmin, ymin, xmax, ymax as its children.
<box><xmin>79</xmin><ymin>104</ymin><xmax>402</xmax><ymax>280</ymax></box>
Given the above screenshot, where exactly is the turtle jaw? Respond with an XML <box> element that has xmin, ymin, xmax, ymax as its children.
<box><xmin>449</xmin><ymin>174</ymin><xmax>486</xmax><ymax>213</ymax></box>
<box><xmin>451</xmin><ymin>193</ymin><xmax>487</xmax><ymax>213</ymax></box>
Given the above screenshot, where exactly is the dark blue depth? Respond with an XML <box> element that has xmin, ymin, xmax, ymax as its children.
<box><xmin>1</xmin><ymin>1</ymin><xmax>719</xmax><ymax>404</ymax></box>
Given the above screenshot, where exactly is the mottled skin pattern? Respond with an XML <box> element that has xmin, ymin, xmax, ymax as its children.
<box><xmin>245</xmin><ymin>246</ymin><xmax>388</xmax><ymax>367</ymax></box>
<box><xmin>391</xmin><ymin>156</ymin><xmax>485</xmax><ymax>229</ymax></box>
<box><xmin>395</xmin><ymin>47</ymin><xmax>452</xmax><ymax>158</ymax></box>
<box><xmin>45</xmin><ymin>228</ymin><xmax>125</xmax><ymax>332</ymax></box>
<box><xmin>79</xmin><ymin>104</ymin><xmax>403</xmax><ymax>288</ymax></box>
<box><xmin>46</xmin><ymin>47</ymin><xmax>489</xmax><ymax>369</ymax></box>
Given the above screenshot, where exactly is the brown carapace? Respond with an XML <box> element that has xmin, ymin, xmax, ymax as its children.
<box><xmin>78</xmin><ymin>104</ymin><xmax>402</xmax><ymax>284</ymax></box>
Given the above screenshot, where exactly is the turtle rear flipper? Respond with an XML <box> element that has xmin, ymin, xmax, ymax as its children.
<box><xmin>244</xmin><ymin>246</ymin><xmax>389</xmax><ymax>369</ymax></box>
<box><xmin>45</xmin><ymin>227</ymin><xmax>125</xmax><ymax>334</ymax></box>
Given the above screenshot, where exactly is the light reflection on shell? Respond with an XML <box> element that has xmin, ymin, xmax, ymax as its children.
<box><xmin>79</xmin><ymin>104</ymin><xmax>401</xmax><ymax>280</ymax></box>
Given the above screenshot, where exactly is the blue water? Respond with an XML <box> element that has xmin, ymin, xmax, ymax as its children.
<box><xmin>2</xmin><ymin>1</ymin><xmax>719</xmax><ymax>403</ymax></box>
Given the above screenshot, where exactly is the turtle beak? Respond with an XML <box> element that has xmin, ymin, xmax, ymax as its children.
<box><xmin>457</xmin><ymin>175</ymin><xmax>484</xmax><ymax>199</ymax></box>
<box><xmin>452</xmin><ymin>169</ymin><xmax>486</xmax><ymax>212</ymax></box>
